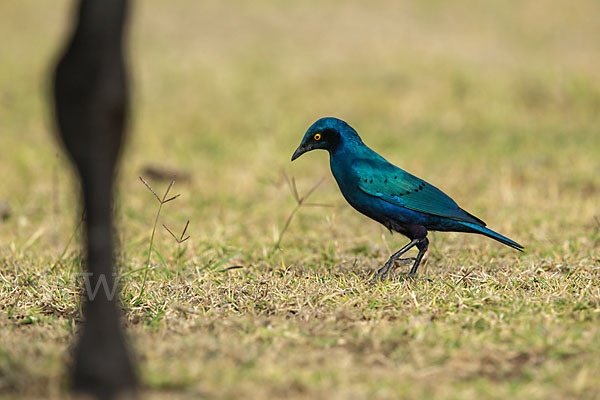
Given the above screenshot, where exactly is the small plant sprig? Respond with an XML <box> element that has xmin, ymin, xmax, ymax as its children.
<box><xmin>138</xmin><ymin>176</ymin><xmax>180</xmax><ymax>298</ymax></box>
<box><xmin>163</xmin><ymin>220</ymin><xmax>190</xmax><ymax>283</ymax></box>
<box><xmin>274</xmin><ymin>171</ymin><xmax>331</xmax><ymax>249</ymax></box>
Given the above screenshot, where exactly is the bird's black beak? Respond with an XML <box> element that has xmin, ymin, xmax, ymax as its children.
<box><xmin>291</xmin><ymin>145</ymin><xmax>309</xmax><ymax>161</ymax></box>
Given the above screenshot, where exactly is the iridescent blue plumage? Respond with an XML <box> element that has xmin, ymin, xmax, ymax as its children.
<box><xmin>291</xmin><ymin>117</ymin><xmax>523</xmax><ymax>279</ymax></box>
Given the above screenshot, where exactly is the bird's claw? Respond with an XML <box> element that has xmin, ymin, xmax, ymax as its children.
<box><xmin>370</xmin><ymin>257</ymin><xmax>417</xmax><ymax>283</ymax></box>
<box><xmin>370</xmin><ymin>263</ymin><xmax>392</xmax><ymax>283</ymax></box>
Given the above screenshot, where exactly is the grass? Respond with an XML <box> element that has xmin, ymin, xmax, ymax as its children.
<box><xmin>1</xmin><ymin>0</ymin><xmax>599</xmax><ymax>398</ymax></box>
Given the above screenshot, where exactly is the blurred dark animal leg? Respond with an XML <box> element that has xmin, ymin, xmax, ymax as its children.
<box><xmin>52</xmin><ymin>0</ymin><xmax>136</xmax><ymax>397</ymax></box>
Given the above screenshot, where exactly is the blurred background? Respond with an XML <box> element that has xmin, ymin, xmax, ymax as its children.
<box><xmin>1</xmin><ymin>0</ymin><xmax>598</xmax><ymax>256</ymax></box>
<box><xmin>0</xmin><ymin>0</ymin><xmax>599</xmax><ymax>397</ymax></box>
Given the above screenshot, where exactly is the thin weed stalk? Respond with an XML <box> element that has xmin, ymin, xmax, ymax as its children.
<box><xmin>137</xmin><ymin>176</ymin><xmax>180</xmax><ymax>299</ymax></box>
<box><xmin>273</xmin><ymin>171</ymin><xmax>331</xmax><ymax>249</ymax></box>
<box><xmin>163</xmin><ymin>220</ymin><xmax>190</xmax><ymax>283</ymax></box>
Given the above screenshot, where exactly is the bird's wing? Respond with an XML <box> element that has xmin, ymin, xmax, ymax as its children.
<box><xmin>352</xmin><ymin>158</ymin><xmax>486</xmax><ymax>226</ymax></box>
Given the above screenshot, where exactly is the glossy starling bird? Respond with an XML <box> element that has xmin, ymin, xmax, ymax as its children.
<box><xmin>291</xmin><ymin>117</ymin><xmax>523</xmax><ymax>280</ymax></box>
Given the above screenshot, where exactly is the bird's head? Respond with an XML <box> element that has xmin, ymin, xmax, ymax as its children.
<box><xmin>291</xmin><ymin>117</ymin><xmax>359</xmax><ymax>161</ymax></box>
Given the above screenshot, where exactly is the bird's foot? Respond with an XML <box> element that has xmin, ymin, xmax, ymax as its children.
<box><xmin>370</xmin><ymin>263</ymin><xmax>392</xmax><ymax>283</ymax></box>
<box><xmin>370</xmin><ymin>258</ymin><xmax>416</xmax><ymax>283</ymax></box>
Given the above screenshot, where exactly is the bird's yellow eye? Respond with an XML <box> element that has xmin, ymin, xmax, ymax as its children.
<box><xmin>314</xmin><ymin>133</ymin><xmax>321</xmax><ymax>141</ymax></box>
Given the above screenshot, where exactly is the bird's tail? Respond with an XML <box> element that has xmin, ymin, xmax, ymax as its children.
<box><xmin>460</xmin><ymin>221</ymin><xmax>524</xmax><ymax>251</ymax></box>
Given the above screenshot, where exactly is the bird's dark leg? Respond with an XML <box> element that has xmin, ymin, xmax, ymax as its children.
<box><xmin>371</xmin><ymin>239</ymin><xmax>419</xmax><ymax>282</ymax></box>
<box><xmin>408</xmin><ymin>237</ymin><xmax>429</xmax><ymax>277</ymax></box>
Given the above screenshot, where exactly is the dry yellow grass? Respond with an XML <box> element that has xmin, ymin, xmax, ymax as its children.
<box><xmin>1</xmin><ymin>0</ymin><xmax>599</xmax><ymax>398</ymax></box>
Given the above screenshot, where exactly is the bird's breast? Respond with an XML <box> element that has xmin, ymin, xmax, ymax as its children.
<box><xmin>329</xmin><ymin>157</ymin><xmax>381</xmax><ymax>214</ymax></box>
